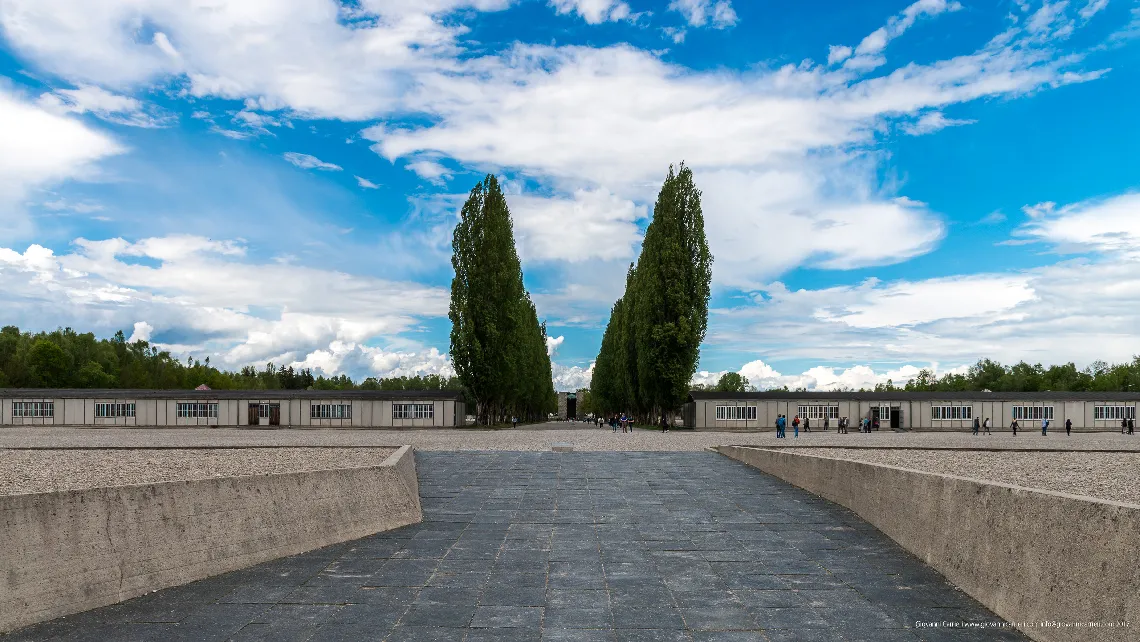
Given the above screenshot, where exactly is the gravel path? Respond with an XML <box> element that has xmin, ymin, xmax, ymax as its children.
<box><xmin>0</xmin><ymin>447</ymin><xmax>397</xmax><ymax>496</ymax></box>
<box><xmin>3</xmin><ymin>424</ymin><xmax>1140</xmax><ymax>451</ymax></box>
<box><xmin>779</xmin><ymin>447</ymin><xmax>1140</xmax><ymax>506</ymax></box>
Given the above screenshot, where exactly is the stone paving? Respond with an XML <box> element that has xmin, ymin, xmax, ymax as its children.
<box><xmin>7</xmin><ymin>452</ymin><xmax>1029</xmax><ymax>641</ymax></box>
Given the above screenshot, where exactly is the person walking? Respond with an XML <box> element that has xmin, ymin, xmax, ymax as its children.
<box><xmin>823</xmin><ymin>416</ymin><xmax>830</xmax><ymax>433</ymax></box>
<box><xmin>1010</xmin><ymin>418</ymin><xmax>1019</xmax><ymax>436</ymax></box>
<box><xmin>972</xmin><ymin>417</ymin><xmax>980</xmax><ymax>436</ymax></box>
<box><xmin>1041</xmin><ymin>417</ymin><xmax>1048</xmax><ymax>436</ymax></box>
<box><xmin>611</xmin><ymin>415</ymin><xmax>618</xmax><ymax>433</ymax></box>
<box><xmin>792</xmin><ymin>415</ymin><xmax>800</xmax><ymax>438</ymax></box>
<box><xmin>776</xmin><ymin>414</ymin><xmax>785</xmax><ymax>438</ymax></box>
<box><xmin>983</xmin><ymin>417</ymin><xmax>991</xmax><ymax>435</ymax></box>
<box><xmin>660</xmin><ymin>414</ymin><xmax>668</xmax><ymax>433</ymax></box>
<box><xmin>1123</xmin><ymin>418</ymin><xmax>1129</xmax><ymax>435</ymax></box>
<box><xmin>1066</xmin><ymin>418</ymin><xmax>1072</xmax><ymax>436</ymax></box>
<box><xmin>841</xmin><ymin>417</ymin><xmax>848</xmax><ymax>434</ymax></box>
<box><xmin>512</xmin><ymin>416</ymin><xmax>518</xmax><ymax>429</ymax></box>
<box><xmin>804</xmin><ymin>416</ymin><xmax>811</xmax><ymax>433</ymax></box>
<box><xmin>1128</xmin><ymin>417</ymin><xmax>1135</xmax><ymax>435</ymax></box>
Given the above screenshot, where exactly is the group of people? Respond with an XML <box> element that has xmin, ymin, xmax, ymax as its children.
<box><xmin>608</xmin><ymin>413</ymin><xmax>634</xmax><ymax>433</ymax></box>
<box><xmin>773</xmin><ymin>414</ymin><xmax>873</xmax><ymax>437</ymax></box>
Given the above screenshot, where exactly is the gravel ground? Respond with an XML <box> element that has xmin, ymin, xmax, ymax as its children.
<box><xmin>2</xmin><ymin>423</ymin><xmax>1139</xmax><ymax>451</ymax></box>
<box><xmin>0</xmin><ymin>447</ymin><xmax>397</xmax><ymax>495</ymax></box>
<box><xmin>777</xmin><ymin>447</ymin><xmax>1140</xmax><ymax>506</ymax></box>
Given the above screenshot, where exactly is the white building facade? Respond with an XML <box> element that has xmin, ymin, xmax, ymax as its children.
<box><xmin>0</xmin><ymin>389</ymin><xmax>466</xmax><ymax>429</ymax></box>
<box><xmin>683</xmin><ymin>391</ymin><xmax>1139</xmax><ymax>431</ymax></box>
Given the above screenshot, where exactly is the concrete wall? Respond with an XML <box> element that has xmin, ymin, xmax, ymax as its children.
<box><xmin>716</xmin><ymin>446</ymin><xmax>1140</xmax><ymax>642</ymax></box>
<box><xmin>0</xmin><ymin>446</ymin><xmax>422</xmax><ymax>634</ymax></box>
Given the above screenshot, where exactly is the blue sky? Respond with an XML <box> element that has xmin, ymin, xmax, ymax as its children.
<box><xmin>1</xmin><ymin>0</ymin><xmax>1138</xmax><ymax>390</ymax></box>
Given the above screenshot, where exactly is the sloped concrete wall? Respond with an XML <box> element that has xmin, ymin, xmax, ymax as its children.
<box><xmin>716</xmin><ymin>445</ymin><xmax>1140</xmax><ymax>642</ymax></box>
<box><xmin>0</xmin><ymin>445</ymin><xmax>422</xmax><ymax>633</ymax></box>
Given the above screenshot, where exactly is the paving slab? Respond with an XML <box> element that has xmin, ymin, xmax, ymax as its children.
<box><xmin>6</xmin><ymin>452</ymin><xmax>1029</xmax><ymax>641</ymax></box>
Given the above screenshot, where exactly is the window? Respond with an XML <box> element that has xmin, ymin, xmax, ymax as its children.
<box><xmin>12</xmin><ymin>401</ymin><xmax>54</xmax><ymax>418</ymax></box>
<box><xmin>931</xmin><ymin>405</ymin><xmax>974</xmax><ymax>420</ymax></box>
<box><xmin>1094</xmin><ymin>406</ymin><xmax>1136</xmax><ymax>421</ymax></box>
<box><xmin>715</xmin><ymin>405</ymin><xmax>757</xmax><ymax>421</ymax></box>
<box><xmin>394</xmin><ymin>403</ymin><xmax>434</xmax><ymax>420</ymax></box>
<box><xmin>95</xmin><ymin>403</ymin><xmax>135</xmax><ymax>418</ymax></box>
<box><xmin>176</xmin><ymin>403</ymin><xmax>219</xmax><ymax>418</ymax></box>
<box><xmin>311</xmin><ymin>404</ymin><xmax>352</xmax><ymax>419</ymax></box>
<box><xmin>796</xmin><ymin>405</ymin><xmax>839</xmax><ymax>420</ymax></box>
<box><xmin>1012</xmin><ymin>406</ymin><xmax>1053</xmax><ymax>421</ymax></box>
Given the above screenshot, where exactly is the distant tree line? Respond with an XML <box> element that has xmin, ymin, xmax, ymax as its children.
<box><xmin>0</xmin><ymin>325</ymin><xmax>467</xmax><ymax>398</ymax></box>
<box><xmin>590</xmin><ymin>163</ymin><xmax>714</xmax><ymax>423</ymax></box>
<box><xmin>690</xmin><ymin>359</ymin><xmax>1140</xmax><ymax>394</ymax></box>
<box><xmin>449</xmin><ymin>175</ymin><xmax>558</xmax><ymax>424</ymax></box>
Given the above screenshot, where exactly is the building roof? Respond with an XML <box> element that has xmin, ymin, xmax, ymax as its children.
<box><xmin>0</xmin><ymin>388</ymin><xmax>465</xmax><ymax>401</ymax></box>
<box><xmin>688</xmin><ymin>390</ymin><xmax>1140</xmax><ymax>402</ymax></box>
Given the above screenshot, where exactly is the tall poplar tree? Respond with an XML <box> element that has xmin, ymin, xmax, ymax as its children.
<box><xmin>450</xmin><ymin>174</ymin><xmax>556</xmax><ymax>424</ymax></box>
<box><xmin>590</xmin><ymin>163</ymin><xmax>712</xmax><ymax>422</ymax></box>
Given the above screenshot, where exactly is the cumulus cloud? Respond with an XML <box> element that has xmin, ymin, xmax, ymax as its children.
<box><xmin>693</xmin><ymin>360</ymin><xmax>970</xmax><ymax>391</ymax></box>
<box><xmin>0</xmin><ymin>235</ymin><xmax>450</xmax><ymax>376</ymax></box>
<box><xmin>546</xmin><ymin>334</ymin><xmax>565</xmax><ymax>356</ymax></box>
<box><xmin>549</xmin><ymin>0</ymin><xmax>631</xmax><ymax>24</ymax></box>
<box><xmin>552</xmin><ymin>360</ymin><xmax>593</xmax><ymax>391</ymax></box>
<box><xmin>509</xmin><ymin>188</ymin><xmax>645</xmax><ymax>262</ymax></box>
<box><xmin>283</xmin><ymin>152</ymin><xmax>342</xmax><ymax>171</ymax></box>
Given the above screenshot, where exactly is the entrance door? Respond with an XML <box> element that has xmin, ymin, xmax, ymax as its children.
<box><xmin>567</xmin><ymin>396</ymin><xmax>576</xmax><ymax>420</ymax></box>
<box><xmin>248</xmin><ymin>403</ymin><xmax>259</xmax><ymax>426</ymax></box>
<box><xmin>890</xmin><ymin>407</ymin><xmax>901</xmax><ymax>429</ymax></box>
<box><xmin>269</xmin><ymin>404</ymin><xmax>281</xmax><ymax>426</ymax></box>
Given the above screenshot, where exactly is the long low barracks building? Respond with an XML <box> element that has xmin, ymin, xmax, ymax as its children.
<box><xmin>0</xmin><ymin>389</ymin><xmax>466</xmax><ymax>428</ymax></box>
<box><xmin>683</xmin><ymin>390</ymin><xmax>1140</xmax><ymax>431</ymax></box>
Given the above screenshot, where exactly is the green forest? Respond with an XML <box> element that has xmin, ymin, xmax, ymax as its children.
<box><xmin>0</xmin><ymin>325</ymin><xmax>464</xmax><ymax>394</ymax></box>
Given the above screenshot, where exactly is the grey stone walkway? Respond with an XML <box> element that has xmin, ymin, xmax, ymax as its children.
<box><xmin>8</xmin><ymin>452</ymin><xmax>1028</xmax><ymax>641</ymax></box>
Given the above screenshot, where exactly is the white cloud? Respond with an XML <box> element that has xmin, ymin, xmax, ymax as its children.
<box><xmin>127</xmin><ymin>320</ymin><xmax>153</xmax><ymax>343</ymax></box>
<box><xmin>0</xmin><ymin>0</ymin><xmax>515</xmax><ymax>120</ymax></box>
<box><xmin>668</xmin><ymin>0</ymin><xmax>737</xmax><ymax>28</ymax></box>
<box><xmin>37</xmin><ymin>85</ymin><xmax>172</xmax><ymax>128</ymax></box>
<box><xmin>552</xmin><ymin>360</ymin><xmax>593</xmax><ymax>391</ymax></box>
<box><xmin>902</xmin><ymin>111</ymin><xmax>977</xmax><ymax>135</ymax></box>
<box><xmin>283</xmin><ymin>152</ymin><xmax>342</xmax><ymax>171</ymax></box>
<box><xmin>1080</xmin><ymin>0</ymin><xmax>1109</xmax><ymax>20</ymax></box>
<box><xmin>509</xmin><ymin>188</ymin><xmax>645</xmax><ymax>262</ymax></box>
<box><xmin>0</xmin><ymin>235</ymin><xmax>451</xmax><ymax>375</ymax></box>
<box><xmin>842</xmin><ymin>0</ymin><xmax>963</xmax><ymax>70</ymax></box>
<box><xmin>694</xmin><ymin>360</ymin><xmax>969</xmax><ymax>391</ymax></box>
<box><xmin>827</xmin><ymin>45</ymin><xmax>853</xmax><ymax>66</ymax></box>
<box><xmin>41</xmin><ymin>198</ymin><xmax>105</xmax><ymax>214</ymax></box>
<box><xmin>406</xmin><ymin>159</ymin><xmax>452</xmax><ymax>182</ymax></box>
<box><xmin>549</xmin><ymin>0</ymin><xmax>631</xmax><ymax>24</ymax></box>
<box><xmin>546</xmin><ymin>334</ymin><xmax>565</xmax><ymax>356</ymax></box>
<box><xmin>355</xmin><ymin>176</ymin><xmax>380</xmax><ymax>189</ymax></box>
<box><xmin>1017</xmin><ymin>192</ymin><xmax>1140</xmax><ymax>255</ymax></box>
<box><xmin>0</xmin><ymin>86</ymin><xmax>125</xmax><ymax>235</ymax></box>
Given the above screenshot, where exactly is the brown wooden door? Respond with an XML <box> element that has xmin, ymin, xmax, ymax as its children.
<box><xmin>248</xmin><ymin>403</ymin><xmax>259</xmax><ymax>425</ymax></box>
<box><xmin>269</xmin><ymin>404</ymin><xmax>280</xmax><ymax>426</ymax></box>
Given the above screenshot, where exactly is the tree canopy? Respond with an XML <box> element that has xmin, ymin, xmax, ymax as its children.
<box><xmin>0</xmin><ymin>325</ymin><xmax>466</xmax><ymax>396</ymax></box>
<box><xmin>590</xmin><ymin>163</ymin><xmax>713</xmax><ymax>421</ymax></box>
<box><xmin>449</xmin><ymin>174</ymin><xmax>557</xmax><ymax>424</ymax></box>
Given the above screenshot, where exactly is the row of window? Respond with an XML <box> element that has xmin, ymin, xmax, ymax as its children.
<box><xmin>311</xmin><ymin>404</ymin><xmax>352</xmax><ymax>419</ymax></box>
<box><xmin>12</xmin><ymin>401</ymin><xmax>54</xmax><ymax>417</ymax></box>
<box><xmin>931</xmin><ymin>406</ymin><xmax>973</xmax><ymax>421</ymax></box>
<box><xmin>715</xmin><ymin>405</ymin><xmax>757</xmax><ymax>421</ymax></box>
<box><xmin>1094</xmin><ymin>406</ymin><xmax>1137</xmax><ymax>421</ymax></box>
<box><xmin>95</xmin><ymin>403</ymin><xmax>136</xmax><ymax>418</ymax></box>
<box><xmin>797</xmin><ymin>405</ymin><xmax>840</xmax><ymax>420</ymax></box>
<box><xmin>1012</xmin><ymin>406</ymin><xmax>1054</xmax><ymax>421</ymax></box>
<box><xmin>177</xmin><ymin>403</ymin><xmax>220</xmax><ymax>418</ymax></box>
<box><xmin>393</xmin><ymin>403</ymin><xmax>435</xmax><ymax>420</ymax></box>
